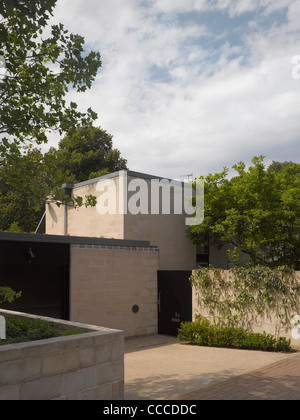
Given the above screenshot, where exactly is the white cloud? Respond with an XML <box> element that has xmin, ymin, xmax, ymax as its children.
<box><xmin>150</xmin><ymin>0</ymin><xmax>208</xmax><ymax>14</ymax></box>
<box><xmin>262</xmin><ymin>0</ymin><xmax>297</xmax><ymax>15</ymax></box>
<box><xmin>287</xmin><ymin>0</ymin><xmax>300</xmax><ymax>31</ymax></box>
<box><xmin>150</xmin><ymin>0</ymin><xmax>291</xmax><ymax>17</ymax></box>
<box><xmin>46</xmin><ymin>0</ymin><xmax>300</xmax><ymax>179</ymax></box>
<box><xmin>212</xmin><ymin>0</ymin><xmax>259</xmax><ymax>17</ymax></box>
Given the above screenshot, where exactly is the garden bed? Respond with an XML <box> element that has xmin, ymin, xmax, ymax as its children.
<box><xmin>0</xmin><ymin>309</ymin><xmax>124</xmax><ymax>400</ymax></box>
<box><xmin>0</xmin><ymin>315</ymin><xmax>83</xmax><ymax>346</ymax></box>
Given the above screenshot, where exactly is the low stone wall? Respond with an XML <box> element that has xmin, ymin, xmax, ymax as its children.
<box><xmin>0</xmin><ymin>310</ymin><xmax>124</xmax><ymax>400</ymax></box>
<box><xmin>192</xmin><ymin>270</ymin><xmax>300</xmax><ymax>348</ymax></box>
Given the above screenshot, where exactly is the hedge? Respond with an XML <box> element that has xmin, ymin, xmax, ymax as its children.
<box><xmin>177</xmin><ymin>317</ymin><xmax>291</xmax><ymax>353</ymax></box>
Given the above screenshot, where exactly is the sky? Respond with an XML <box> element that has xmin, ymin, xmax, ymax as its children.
<box><xmin>47</xmin><ymin>0</ymin><xmax>300</xmax><ymax>180</ymax></box>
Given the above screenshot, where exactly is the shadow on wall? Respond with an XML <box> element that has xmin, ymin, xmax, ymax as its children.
<box><xmin>48</xmin><ymin>204</ymin><xmax>58</xmax><ymax>224</ymax></box>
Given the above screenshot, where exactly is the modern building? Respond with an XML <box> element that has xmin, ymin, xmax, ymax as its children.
<box><xmin>46</xmin><ymin>170</ymin><xmax>205</xmax><ymax>270</ymax></box>
<box><xmin>0</xmin><ymin>170</ymin><xmax>228</xmax><ymax>338</ymax></box>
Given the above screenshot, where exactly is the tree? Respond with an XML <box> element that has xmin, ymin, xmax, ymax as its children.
<box><xmin>0</xmin><ymin>125</ymin><xmax>128</xmax><ymax>232</ymax></box>
<box><xmin>0</xmin><ymin>126</ymin><xmax>128</xmax><ymax>233</ymax></box>
<box><xmin>268</xmin><ymin>160</ymin><xmax>298</xmax><ymax>175</ymax></box>
<box><xmin>188</xmin><ymin>156</ymin><xmax>300</xmax><ymax>269</ymax></box>
<box><xmin>56</xmin><ymin>126</ymin><xmax>128</xmax><ymax>183</ymax></box>
<box><xmin>0</xmin><ymin>145</ymin><xmax>69</xmax><ymax>232</ymax></box>
<box><xmin>0</xmin><ymin>0</ymin><xmax>101</xmax><ymax>178</ymax></box>
<box><xmin>0</xmin><ymin>1</ymin><xmax>101</xmax><ymax>300</ymax></box>
<box><xmin>0</xmin><ymin>0</ymin><xmax>102</xmax><ymax>229</ymax></box>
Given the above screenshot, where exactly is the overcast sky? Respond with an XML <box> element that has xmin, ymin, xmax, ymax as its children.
<box><xmin>48</xmin><ymin>0</ymin><xmax>300</xmax><ymax>180</ymax></box>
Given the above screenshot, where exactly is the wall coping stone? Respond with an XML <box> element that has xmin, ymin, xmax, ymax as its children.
<box><xmin>0</xmin><ymin>310</ymin><xmax>124</xmax><ymax>400</ymax></box>
<box><xmin>0</xmin><ymin>231</ymin><xmax>158</xmax><ymax>250</ymax></box>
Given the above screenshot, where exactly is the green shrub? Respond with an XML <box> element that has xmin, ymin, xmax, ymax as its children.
<box><xmin>0</xmin><ymin>316</ymin><xmax>83</xmax><ymax>346</ymax></box>
<box><xmin>177</xmin><ymin>317</ymin><xmax>291</xmax><ymax>353</ymax></box>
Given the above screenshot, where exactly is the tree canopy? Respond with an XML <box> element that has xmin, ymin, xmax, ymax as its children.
<box><xmin>0</xmin><ymin>0</ymin><xmax>104</xmax><ymax>233</ymax></box>
<box><xmin>0</xmin><ymin>0</ymin><xmax>101</xmax><ymax>149</ymax></box>
<box><xmin>0</xmin><ymin>126</ymin><xmax>128</xmax><ymax>232</ymax></box>
<box><xmin>188</xmin><ymin>156</ymin><xmax>300</xmax><ymax>269</ymax></box>
<box><xmin>56</xmin><ymin>126</ymin><xmax>128</xmax><ymax>183</ymax></box>
<box><xmin>0</xmin><ymin>145</ymin><xmax>65</xmax><ymax>232</ymax></box>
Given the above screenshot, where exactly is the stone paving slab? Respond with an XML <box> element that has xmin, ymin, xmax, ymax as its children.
<box><xmin>177</xmin><ymin>357</ymin><xmax>300</xmax><ymax>400</ymax></box>
<box><xmin>124</xmin><ymin>335</ymin><xmax>296</xmax><ymax>400</ymax></box>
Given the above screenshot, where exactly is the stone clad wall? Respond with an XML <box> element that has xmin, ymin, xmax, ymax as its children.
<box><xmin>192</xmin><ymin>270</ymin><xmax>300</xmax><ymax>348</ymax></box>
<box><xmin>0</xmin><ymin>310</ymin><xmax>124</xmax><ymax>400</ymax></box>
<box><xmin>70</xmin><ymin>243</ymin><xmax>159</xmax><ymax>338</ymax></box>
<box><xmin>46</xmin><ymin>171</ymin><xmax>197</xmax><ymax>271</ymax></box>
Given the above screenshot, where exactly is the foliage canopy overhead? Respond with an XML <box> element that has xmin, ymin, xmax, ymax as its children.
<box><xmin>0</xmin><ymin>0</ymin><xmax>101</xmax><ymax>149</ymax></box>
<box><xmin>56</xmin><ymin>126</ymin><xmax>128</xmax><ymax>183</ymax></box>
<box><xmin>188</xmin><ymin>156</ymin><xmax>300</xmax><ymax>269</ymax></box>
<box><xmin>0</xmin><ymin>0</ymin><xmax>105</xmax><ymax>234</ymax></box>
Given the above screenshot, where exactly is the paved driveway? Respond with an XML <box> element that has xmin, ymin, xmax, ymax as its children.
<box><xmin>124</xmin><ymin>335</ymin><xmax>298</xmax><ymax>400</ymax></box>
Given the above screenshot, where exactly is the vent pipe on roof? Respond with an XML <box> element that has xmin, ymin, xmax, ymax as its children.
<box><xmin>62</xmin><ymin>183</ymin><xmax>74</xmax><ymax>236</ymax></box>
<box><xmin>35</xmin><ymin>211</ymin><xmax>46</xmax><ymax>234</ymax></box>
<box><xmin>63</xmin><ymin>204</ymin><xmax>67</xmax><ymax>236</ymax></box>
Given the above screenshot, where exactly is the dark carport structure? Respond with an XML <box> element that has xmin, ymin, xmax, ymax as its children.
<box><xmin>0</xmin><ymin>232</ymin><xmax>71</xmax><ymax>320</ymax></box>
<box><xmin>0</xmin><ymin>231</ymin><xmax>154</xmax><ymax>323</ymax></box>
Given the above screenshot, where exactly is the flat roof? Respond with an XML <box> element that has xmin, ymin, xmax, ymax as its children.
<box><xmin>69</xmin><ymin>170</ymin><xmax>188</xmax><ymax>190</ymax></box>
<box><xmin>0</xmin><ymin>231</ymin><xmax>158</xmax><ymax>249</ymax></box>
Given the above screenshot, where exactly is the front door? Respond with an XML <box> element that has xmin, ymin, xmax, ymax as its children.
<box><xmin>157</xmin><ymin>271</ymin><xmax>192</xmax><ymax>336</ymax></box>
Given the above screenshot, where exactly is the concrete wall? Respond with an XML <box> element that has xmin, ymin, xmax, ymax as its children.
<box><xmin>46</xmin><ymin>171</ymin><xmax>197</xmax><ymax>271</ymax></box>
<box><xmin>46</xmin><ymin>201</ymin><xmax>64</xmax><ymax>236</ymax></box>
<box><xmin>70</xmin><ymin>243</ymin><xmax>159</xmax><ymax>338</ymax></box>
<box><xmin>192</xmin><ymin>270</ymin><xmax>300</xmax><ymax>348</ymax></box>
<box><xmin>124</xmin><ymin>173</ymin><xmax>197</xmax><ymax>270</ymax></box>
<box><xmin>46</xmin><ymin>175</ymin><xmax>125</xmax><ymax>239</ymax></box>
<box><xmin>0</xmin><ymin>310</ymin><xmax>124</xmax><ymax>400</ymax></box>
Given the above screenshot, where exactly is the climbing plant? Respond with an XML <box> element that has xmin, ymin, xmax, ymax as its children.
<box><xmin>191</xmin><ymin>265</ymin><xmax>300</xmax><ymax>335</ymax></box>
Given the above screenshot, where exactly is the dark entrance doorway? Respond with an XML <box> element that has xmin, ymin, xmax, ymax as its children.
<box><xmin>0</xmin><ymin>240</ymin><xmax>69</xmax><ymax>320</ymax></box>
<box><xmin>157</xmin><ymin>270</ymin><xmax>192</xmax><ymax>336</ymax></box>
